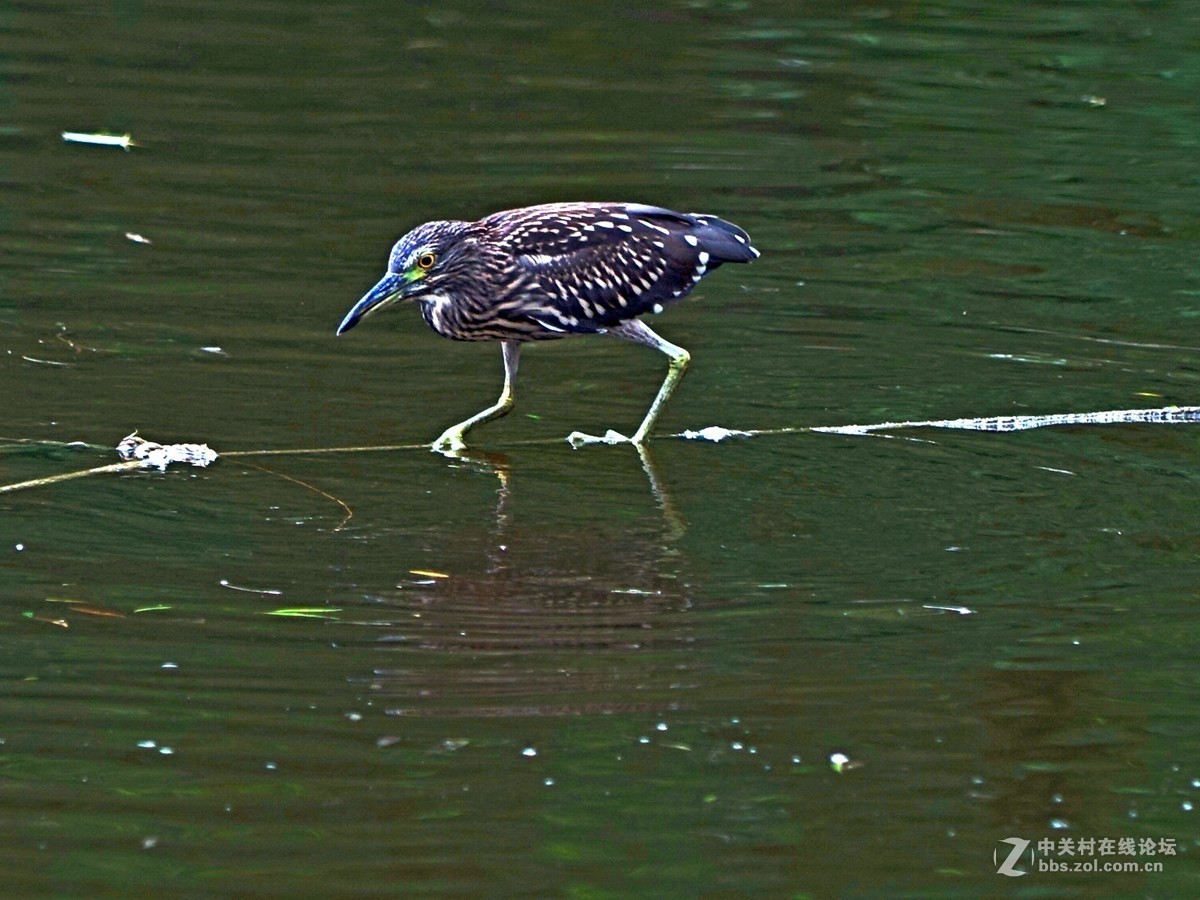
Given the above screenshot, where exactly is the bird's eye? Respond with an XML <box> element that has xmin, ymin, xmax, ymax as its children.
<box><xmin>416</xmin><ymin>252</ymin><xmax>437</xmax><ymax>271</ymax></box>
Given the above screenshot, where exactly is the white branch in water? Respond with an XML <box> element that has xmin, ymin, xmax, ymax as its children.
<box><xmin>676</xmin><ymin>426</ymin><xmax>752</xmax><ymax>442</ymax></box>
<box><xmin>62</xmin><ymin>131</ymin><xmax>137</xmax><ymax>150</ymax></box>
<box><xmin>813</xmin><ymin>406</ymin><xmax>1200</xmax><ymax>435</ymax></box>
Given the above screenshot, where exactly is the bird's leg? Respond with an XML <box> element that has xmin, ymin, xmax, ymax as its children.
<box><xmin>432</xmin><ymin>341</ymin><xmax>521</xmax><ymax>452</ymax></box>
<box><xmin>566</xmin><ymin>319</ymin><xmax>690</xmax><ymax>448</ymax></box>
<box><xmin>622</xmin><ymin>320</ymin><xmax>691</xmax><ymax>444</ymax></box>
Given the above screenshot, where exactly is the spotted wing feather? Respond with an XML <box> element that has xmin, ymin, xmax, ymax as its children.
<box><xmin>483</xmin><ymin>202</ymin><xmax>756</xmax><ymax>335</ymax></box>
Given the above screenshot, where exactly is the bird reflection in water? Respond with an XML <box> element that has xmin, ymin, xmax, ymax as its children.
<box><xmin>358</xmin><ymin>446</ymin><xmax>695</xmax><ymax>720</ymax></box>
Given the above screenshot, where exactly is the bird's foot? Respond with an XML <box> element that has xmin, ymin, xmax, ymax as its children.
<box><xmin>566</xmin><ymin>429</ymin><xmax>631</xmax><ymax>448</ymax></box>
<box><xmin>431</xmin><ymin>428</ymin><xmax>469</xmax><ymax>454</ymax></box>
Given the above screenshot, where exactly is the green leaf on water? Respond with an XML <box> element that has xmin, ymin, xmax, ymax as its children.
<box><xmin>265</xmin><ymin>608</ymin><xmax>341</xmax><ymax>619</ymax></box>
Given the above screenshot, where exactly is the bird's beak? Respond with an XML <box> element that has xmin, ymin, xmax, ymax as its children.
<box><xmin>336</xmin><ymin>272</ymin><xmax>408</xmax><ymax>335</ymax></box>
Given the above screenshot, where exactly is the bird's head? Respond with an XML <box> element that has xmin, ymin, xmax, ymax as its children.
<box><xmin>336</xmin><ymin>220</ymin><xmax>474</xmax><ymax>335</ymax></box>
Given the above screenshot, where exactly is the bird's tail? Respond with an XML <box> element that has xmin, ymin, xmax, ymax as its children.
<box><xmin>688</xmin><ymin>214</ymin><xmax>760</xmax><ymax>263</ymax></box>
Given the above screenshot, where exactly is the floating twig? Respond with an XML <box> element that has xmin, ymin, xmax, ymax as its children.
<box><xmin>219</xmin><ymin>579</ymin><xmax>283</xmax><ymax>596</ymax></box>
<box><xmin>61</xmin><ymin>131</ymin><xmax>137</xmax><ymax>151</ymax></box>
<box><xmin>235</xmin><ymin>459</ymin><xmax>355</xmax><ymax>531</ymax></box>
<box><xmin>804</xmin><ymin>405</ymin><xmax>1200</xmax><ymax>436</ymax></box>
<box><xmin>1</xmin><ymin>405</ymin><xmax>1199</xmax><ymax>497</ymax></box>
<box><xmin>0</xmin><ymin>433</ymin><xmax>215</xmax><ymax>494</ymax></box>
<box><xmin>0</xmin><ymin>459</ymin><xmax>147</xmax><ymax>494</ymax></box>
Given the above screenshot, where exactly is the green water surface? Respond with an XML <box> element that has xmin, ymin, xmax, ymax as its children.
<box><xmin>2</xmin><ymin>1</ymin><xmax>1199</xmax><ymax>895</ymax></box>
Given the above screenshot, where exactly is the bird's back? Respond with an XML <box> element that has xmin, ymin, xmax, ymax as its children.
<box><xmin>479</xmin><ymin>202</ymin><xmax>758</xmax><ymax>336</ymax></box>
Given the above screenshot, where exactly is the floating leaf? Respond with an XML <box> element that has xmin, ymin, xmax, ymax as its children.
<box><xmin>265</xmin><ymin>608</ymin><xmax>341</xmax><ymax>619</ymax></box>
<box><xmin>409</xmin><ymin>569</ymin><xmax>449</xmax><ymax>579</ymax></box>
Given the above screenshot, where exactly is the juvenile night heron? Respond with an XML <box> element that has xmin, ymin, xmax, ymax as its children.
<box><xmin>336</xmin><ymin>201</ymin><xmax>758</xmax><ymax>451</ymax></box>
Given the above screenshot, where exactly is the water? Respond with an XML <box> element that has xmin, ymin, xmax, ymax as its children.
<box><xmin>3</xmin><ymin>0</ymin><xmax>1199</xmax><ymax>894</ymax></box>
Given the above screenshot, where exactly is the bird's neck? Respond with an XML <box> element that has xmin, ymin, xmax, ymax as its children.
<box><xmin>418</xmin><ymin>293</ymin><xmax>464</xmax><ymax>340</ymax></box>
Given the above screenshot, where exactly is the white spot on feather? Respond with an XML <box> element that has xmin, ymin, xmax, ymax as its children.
<box><xmin>683</xmin><ymin>235</ymin><xmax>699</xmax><ymax>247</ymax></box>
<box><xmin>426</xmin><ymin>294</ymin><xmax>451</xmax><ymax>332</ymax></box>
<box><xmin>652</xmin><ymin>303</ymin><xmax>664</xmax><ymax>314</ymax></box>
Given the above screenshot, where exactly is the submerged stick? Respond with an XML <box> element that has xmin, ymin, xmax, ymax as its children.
<box><xmin>1</xmin><ymin>405</ymin><xmax>1199</xmax><ymax>495</ymax></box>
<box><xmin>0</xmin><ymin>460</ymin><xmax>146</xmax><ymax>494</ymax></box>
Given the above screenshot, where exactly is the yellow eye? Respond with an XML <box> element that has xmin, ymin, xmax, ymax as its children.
<box><xmin>416</xmin><ymin>252</ymin><xmax>436</xmax><ymax>271</ymax></box>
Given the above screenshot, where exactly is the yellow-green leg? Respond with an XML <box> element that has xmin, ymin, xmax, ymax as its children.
<box><xmin>567</xmin><ymin>319</ymin><xmax>691</xmax><ymax>447</ymax></box>
<box><xmin>433</xmin><ymin>341</ymin><xmax>521</xmax><ymax>452</ymax></box>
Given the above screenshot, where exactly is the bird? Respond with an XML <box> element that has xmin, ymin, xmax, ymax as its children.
<box><xmin>335</xmin><ymin>201</ymin><xmax>758</xmax><ymax>451</ymax></box>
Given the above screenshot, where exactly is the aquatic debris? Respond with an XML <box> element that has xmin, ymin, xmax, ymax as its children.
<box><xmin>62</xmin><ymin>131</ymin><xmax>137</xmax><ymax>151</ymax></box>
<box><xmin>116</xmin><ymin>432</ymin><xmax>217</xmax><ymax>471</ymax></box>
<box><xmin>923</xmin><ymin>604</ymin><xmax>975</xmax><ymax>615</ymax></box>
<box><xmin>23</xmin><ymin>612</ymin><xmax>68</xmax><ymax>628</ymax></box>
<box><xmin>829</xmin><ymin>752</ymin><xmax>862</xmax><ymax>773</ymax></box>
<box><xmin>813</xmin><ymin>406</ymin><xmax>1200</xmax><ymax>436</ymax></box>
<box><xmin>566</xmin><ymin>429</ymin><xmax>628</xmax><ymax>447</ymax></box>
<box><xmin>567</xmin><ymin>425</ymin><xmax>754</xmax><ymax>446</ymax></box>
<box><xmin>67</xmin><ymin>604</ymin><xmax>127</xmax><ymax>619</ymax></box>
<box><xmin>219</xmin><ymin>579</ymin><xmax>282</xmax><ymax>596</ymax></box>
<box><xmin>677</xmin><ymin>425</ymin><xmax>753</xmax><ymax>442</ymax></box>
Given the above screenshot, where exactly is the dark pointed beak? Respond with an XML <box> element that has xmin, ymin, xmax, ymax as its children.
<box><xmin>336</xmin><ymin>273</ymin><xmax>408</xmax><ymax>335</ymax></box>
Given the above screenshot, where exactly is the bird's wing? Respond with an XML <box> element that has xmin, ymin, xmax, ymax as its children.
<box><xmin>487</xmin><ymin>202</ymin><xmax>749</xmax><ymax>331</ymax></box>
